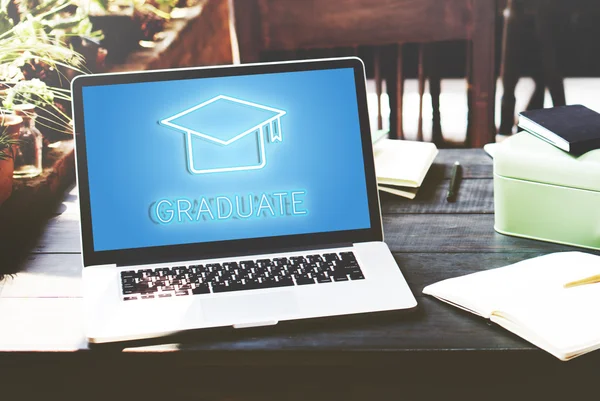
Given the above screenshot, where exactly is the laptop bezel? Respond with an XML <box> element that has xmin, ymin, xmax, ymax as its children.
<box><xmin>71</xmin><ymin>57</ymin><xmax>384</xmax><ymax>267</ymax></box>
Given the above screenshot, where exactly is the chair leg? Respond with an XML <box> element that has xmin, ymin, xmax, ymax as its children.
<box><xmin>396</xmin><ymin>44</ymin><xmax>404</xmax><ymax>140</ymax></box>
<box><xmin>387</xmin><ymin>44</ymin><xmax>404</xmax><ymax>140</ymax></box>
<box><xmin>467</xmin><ymin>0</ymin><xmax>496</xmax><ymax>147</ymax></box>
<box><xmin>417</xmin><ymin>44</ymin><xmax>425</xmax><ymax>142</ymax></box>
<box><xmin>427</xmin><ymin>43</ymin><xmax>443</xmax><ymax>146</ymax></box>
<box><xmin>499</xmin><ymin>0</ymin><xmax>523</xmax><ymax>135</ymax></box>
<box><xmin>374</xmin><ymin>47</ymin><xmax>383</xmax><ymax>131</ymax></box>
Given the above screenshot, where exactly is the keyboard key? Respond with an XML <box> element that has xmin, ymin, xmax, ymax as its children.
<box><xmin>206</xmin><ymin>263</ymin><xmax>220</xmax><ymax>272</ymax></box>
<box><xmin>333</xmin><ymin>274</ymin><xmax>349</xmax><ymax>282</ymax></box>
<box><xmin>239</xmin><ymin>260</ymin><xmax>255</xmax><ymax>269</ymax></box>
<box><xmin>192</xmin><ymin>284</ymin><xmax>210</xmax><ymax>295</ymax></box>
<box><xmin>290</xmin><ymin>256</ymin><xmax>306</xmax><ymax>264</ymax></box>
<box><xmin>349</xmin><ymin>271</ymin><xmax>365</xmax><ymax>280</ymax></box>
<box><xmin>323</xmin><ymin>253</ymin><xmax>339</xmax><ymax>262</ymax></box>
<box><xmin>274</xmin><ymin>277</ymin><xmax>294</xmax><ymax>287</ymax></box>
<box><xmin>339</xmin><ymin>252</ymin><xmax>356</xmax><ymax>261</ymax></box>
<box><xmin>307</xmin><ymin>254</ymin><xmax>323</xmax><ymax>263</ymax></box>
<box><xmin>316</xmin><ymin>274</ymin><xmax>332</xmax><ymax>283</ymax></box>
<box><xmin>212</xmin><ymin>283</ymin><xmax>234</xmax><ymax>293</ymax></box>
<box><xmin>296</xmin><ymin>277</ymin><xmax>315</xmax><ymax>285</ymax></box>
<box><xmin>256</xmin><ymin>259</ymin><xmax>273</xmax><ymax>268</ymax></box>
<box><xmin>222</xmin><ymin>262</ymin><xmax>238</xmax><ymax>271</ymax></box>
<box><xmin>122</xmin><ymin>251</ymin><xmax>364</xmax><ymax>300</ymax></box>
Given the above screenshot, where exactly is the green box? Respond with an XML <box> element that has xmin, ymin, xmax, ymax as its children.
<box><xmin>494</xmin><ymin>132</ymin><xmax>600</xmax><ymax>250</ymax></box>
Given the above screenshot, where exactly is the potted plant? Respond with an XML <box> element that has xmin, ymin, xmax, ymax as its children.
<box><xmin>1</xmin><ymin>0</ymin><xmax>86</xmax><ymax>141</ymax></box>
<box><xmin>0</xmin><ymin>113</ymin><xmax>21</xmax><ymax>206</ymax></box>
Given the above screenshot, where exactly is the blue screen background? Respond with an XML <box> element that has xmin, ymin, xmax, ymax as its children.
<box><xmin>82</xmin><ymin>68</ymin><xmax>372</xmax><ymax>251</ymax></box>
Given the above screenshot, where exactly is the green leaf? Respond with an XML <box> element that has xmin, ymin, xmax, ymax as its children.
<box><xmin>0</xmin><ymin>10</ymin><xmax>13</xmax><ymax>36</ymax></box>
<box><xmin>92</xmin><ymin>0</ymin><xmax>108</xmax><ymax>10</ymax></box>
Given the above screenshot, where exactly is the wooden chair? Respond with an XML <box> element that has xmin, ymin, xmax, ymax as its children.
<box><xmin>230</xmin><ymin>0</ymin><xmax>497</xmax><ymax>147</ymax></box>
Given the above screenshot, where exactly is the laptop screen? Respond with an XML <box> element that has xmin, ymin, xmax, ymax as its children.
<box><xmin>81</xmin><ymin>67</ymin><xmax>372</xmax><ymax>252</ymax></box>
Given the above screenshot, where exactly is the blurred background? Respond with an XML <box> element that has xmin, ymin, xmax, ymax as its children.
<box><xmin>2</xmin><ymin>0</ymin><xmax>600</xmax><ymax>152</ymax></box>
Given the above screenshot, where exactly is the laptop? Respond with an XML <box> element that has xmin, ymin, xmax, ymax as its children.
<box><xmin>71</xmin><ymin>57</ymin><xmax>417</xmax><ymax>343</ymax></box>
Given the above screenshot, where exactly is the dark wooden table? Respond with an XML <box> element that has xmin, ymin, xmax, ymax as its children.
<box><xmin>1</xmin><ymin>149</ymin><xmax>598</xmax><ymax>400</ymax></box>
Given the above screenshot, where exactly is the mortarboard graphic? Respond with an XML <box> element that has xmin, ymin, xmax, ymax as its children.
<box><xmin>160</xmin><ymin>95</ymin><xmax>286</xmax><ymax>174</ymax></box>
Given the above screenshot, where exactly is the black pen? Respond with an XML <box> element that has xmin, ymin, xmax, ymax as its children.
<box><xmin>446</xmin><ymin>161</ymin><xmax>461</xmax><ymax>202</ymax></box>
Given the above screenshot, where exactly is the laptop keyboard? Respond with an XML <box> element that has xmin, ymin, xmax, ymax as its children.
<box><xmin>120</xmin><ymin>251</ymin><xmax>365</xmax><ymax>301</ymax></box>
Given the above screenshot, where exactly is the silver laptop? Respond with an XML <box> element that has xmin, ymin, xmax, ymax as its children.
<box><xmin>71</xmin><ymin>57</ymin><xmax>417</xmax><ymax>343</ymax></box>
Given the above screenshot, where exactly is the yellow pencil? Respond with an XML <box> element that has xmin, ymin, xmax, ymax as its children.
<box><xmin>564</xmin><ymin>274</ymin><xmax>600</xmax><ymax>289</ymax></box>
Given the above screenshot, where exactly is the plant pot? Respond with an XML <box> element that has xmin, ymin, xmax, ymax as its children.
<box><xmin>0</xmin><ymin>157</ymin><xmax>15</xmax><ymax>206</ymax></box>
<box><xmin>0</xmin><ymin>114</ymin><xmax>23</xmax><ymax>206</ymax></box>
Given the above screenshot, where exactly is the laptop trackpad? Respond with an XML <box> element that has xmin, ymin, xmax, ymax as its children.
<box><xmin>202</xmin><ymin>291</ymin><xmax>298</xmax><ymax>324</ymax></box>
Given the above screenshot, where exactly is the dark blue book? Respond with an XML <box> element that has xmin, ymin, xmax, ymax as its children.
<box><xmin>518</xmin><ymin>105</ymin><xmax>600</xmax><ymax>155</ymax></box>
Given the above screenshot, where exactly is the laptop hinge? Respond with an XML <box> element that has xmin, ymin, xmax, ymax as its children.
<box><xmin>115</xmin><ymin>242</ymin><xmax>354</xmax><ymax>267</ymax></box>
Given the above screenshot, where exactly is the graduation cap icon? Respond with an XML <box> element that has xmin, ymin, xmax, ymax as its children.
<box><xmin>160</xmin><ymin>95</ymin><xmax>286</xmax><ymax>174</ymax></box>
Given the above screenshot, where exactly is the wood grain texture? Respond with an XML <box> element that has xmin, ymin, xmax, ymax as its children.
<box><xmin>425</xmin><ymin>162</ymin><xmax>493</xmax><ymax>179</ymax></box>
<box><xmin>432</xmin><ymin>148</ymin><xmax>492</xmax><ymax>166</ymax></box>
<box><xmin>34</xmin><ymin>214</ymin><xmax>81</xmax><ymax>254</ymax></box>
<box><xmin>255</xmin><ymin>0</ymin><xmax>474</xmax><ymax>50</ymax></box>
<box><xmin>467</xmin><ymin>0</ymin><xmax>497</xmax><ymax>147</ymax></box>
<box><xmin>383</xmin><ymin>214</ymin><xmax>582</xmax><ymax>253</ymax></box>
<box><xmin>231</xmin><ymin>0</ymin><xmax>263</xmax><ymax>62</ymax></box>
<box><xmin>0</xmin><ymin>253</ymin><xmax>82</xmax><ymax>298</ymax></box>
<box><xmin>380</xmin><ymin>178</ymin><xmax>494</xmax><ymax>214</ymax></box>
<box><xmin>52</xmin><ymin>185</ymin><xmax>79</xmax><ymax>216</ymax></box>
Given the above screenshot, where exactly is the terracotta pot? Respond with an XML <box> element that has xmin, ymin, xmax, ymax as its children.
<box><xmin>0</xmin><ymin>114</ymin><xmax>23</xmax><ymax>206</ymax></box>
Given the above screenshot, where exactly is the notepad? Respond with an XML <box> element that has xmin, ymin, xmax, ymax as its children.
<box><xmin>373</xmin><ymin>139</ymin><xmax>438</xmax><ymax>198</ymax></box>
<box><xmin>377</xmin><ymin>184</ymin><xmax>419</xmax><ymax>200</ymax></box>
<box><xmin>423</xmin><ymin>252</ymin><xmax>600</xmax><ymax>361</ymax></box>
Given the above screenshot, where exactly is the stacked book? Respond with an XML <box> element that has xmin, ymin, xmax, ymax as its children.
<box><xmin>518</xmin><ymin>104</ymin><xmax>600</xmax><ymax>156</ymax></box>
<box><xmin>373</xmin><ymin>139</ymin><xmax>438</xmax><ymax>199</ymax></box>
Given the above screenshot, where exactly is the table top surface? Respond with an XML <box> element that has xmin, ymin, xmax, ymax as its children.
<box><xmin>1</xmin><ymin>149</ymin><xmax>599</xmax><ymax>380</ymax></box>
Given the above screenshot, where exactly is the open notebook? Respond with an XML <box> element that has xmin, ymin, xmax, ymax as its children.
<box><xmin>423</xmin><ymin>252</ymin><xmax>600</xmax><ymax>361</ymax></box>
